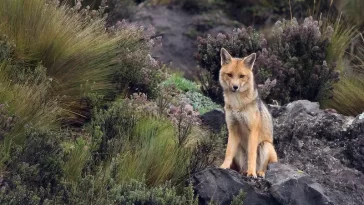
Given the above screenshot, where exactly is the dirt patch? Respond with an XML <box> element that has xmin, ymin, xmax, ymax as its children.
<box><xmin>127</xmin><ymin>4</ymin><xmax>242</xmax><ymax>80</ymax></box>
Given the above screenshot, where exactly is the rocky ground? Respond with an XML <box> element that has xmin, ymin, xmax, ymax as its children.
<box><xmin>127</xmin><ymin>4</ymin><xmax>241</xmax><ymax>80</ymax></box>
<box><xmin>199</xmin><ymin>100</ymin><xmax>364</xmax><ymax>205</ymax></box>
<box><xmin>106</xmin><ymin>3</ymin><xmax>364</xmax><ymax>204</ymax></box>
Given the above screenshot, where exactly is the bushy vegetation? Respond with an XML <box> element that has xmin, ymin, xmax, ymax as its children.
<box><xmin>162</xmin><ymin>73</ymin><xmax>200</xmax><ymax>93</ymax></box>
<box><xmin>0</xmin><ymin>0</ymin><xmax>226</xmax><ymax>204</ymax></box>
<box><xmin>0</xmin><ymin>93</ymin><xmax>220</xmax><ymax>203</ymax></box>
<box><xmin>183</xmin><ymin>91</ymin><xmax>222</xmax><ymax>115</ymax></box>
<box><xmin>0</xmin><ymin>127</ymin><xmax>201</xmax><ymax>204</ymax></box>
<box><xmin>196</xmin><ymin>17</ymin><xmax>341</xmax><ymax>105</ymax></box>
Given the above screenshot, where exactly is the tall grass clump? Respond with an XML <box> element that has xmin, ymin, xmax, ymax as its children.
<box><xmin>322</xmin><ymin>14</ymin><xmax>358</xmax><ymax>66</ymax></box>
<box><xmin>319</xmin><ymin>13</ymin><xmax>364</xmax><ymax>116</ymax></box>
<box><xmin>114</xmin><ymin>117</ymin><xmax>190</xmax><ymax>186</ymax></box>
<box><xmin>322</xmin><ymin>75</ymin><xmax>364</xmax><ymax>115</ymax></box>
<box><xmin>89</xmin><ymin>97</ymin><xmax>191</xmax><ymax>186</ymax></box>
<box><xmin>0</xmin><ymin>62</ymin><xmax>62</xmax><ymax>171</ymax></box>
<box><xmin>0</xmin><ymin>0</ymin><xmax>161</xmax><ymax>123</ymax></box>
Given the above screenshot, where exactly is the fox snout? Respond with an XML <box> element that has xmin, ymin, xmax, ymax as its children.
<box><xmin>232</xmin><ymin>85</ymin><xmax>239</xmax><ymax>92</ymax></box>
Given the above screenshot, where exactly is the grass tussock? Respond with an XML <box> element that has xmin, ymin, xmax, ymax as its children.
<box><xmin>0</xmin><ymin>64</ymin><xmax>61</xmax><ymax>135</ymax></box>
<box><xmin>319</xmin><ymin>13</ymin><xmax>364</xmax><ymax>116</ymax></box>
<box><xmin>0</xmin><ymin>0</ymin><xmax>154</xmax><ymax>121</ymax></box>
<box><xmin>115</xmin><ymin>117</ymin><xmax>190</xmax><ymax>186</ymax></box>
<box><xmin>323</xmin><ymin>15</ymin><xmax>358</xmax><ymax>66</ymax></box>
<box><xmin>322</xmin><ymin>74</ymin><xmax>364</xmax><ymax>116</ymax></box>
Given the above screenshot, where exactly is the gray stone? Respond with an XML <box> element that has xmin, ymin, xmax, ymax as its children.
<box><xmin>191</xmin><ymin>167</ymin><xmax>279</xmax><ymax>205</ymax></box>
<box><xmin>266</xmin><ymin>163</ymin><xmax>332</xmax><ymax>205</ymax></box>
<box><xmin>200</xmin><ymin>109</ymin><xmax>226</xmax><ymax>133</ymax></box>
<box><xmin>199</xmin><ymin>100</ymin><xmax>364</xmax><ymax>205</ymax></box>
<box><xmin>191</xmin><ymin>163</ymin><xmax>332</xmax><ymax>205</ymax></box>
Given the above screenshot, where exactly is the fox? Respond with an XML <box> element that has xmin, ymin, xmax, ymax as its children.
<box><xmin>218</xmin><ymin>48</ymin><xmax>278</xmax><ymax>178</ymax></box>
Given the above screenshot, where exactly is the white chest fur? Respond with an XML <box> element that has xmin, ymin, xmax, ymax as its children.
<box><xmin>226</xmin><ymin>108</ymin><xmax>257</xmax><ymax>130</ymax></box>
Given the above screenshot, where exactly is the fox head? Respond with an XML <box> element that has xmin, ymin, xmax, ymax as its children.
<box><xmin>219</xmin><ymin>48</ymin><xmax>257</xmax><ymax>93</ymax></box>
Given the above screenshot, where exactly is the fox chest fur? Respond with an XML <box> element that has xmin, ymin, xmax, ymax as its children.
<box><xmin>226</xmin><ymin>107</ymin><xmax>257</xmax><ymax>126</ymax></box>
<box><xmin>224</xmin><ymin>91</ymin><xmax>261</xmax><ymax>129</ymax></box>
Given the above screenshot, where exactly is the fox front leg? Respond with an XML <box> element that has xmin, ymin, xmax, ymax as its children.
<box><xmin>220</xmin><ymin>123</ymin><xmax>239</xmax><ymax>169</ymax></box>
<box><xmin>246</xmin><ymin>126</ymin><xmax>259</xmax><ymax>178</ymax></box>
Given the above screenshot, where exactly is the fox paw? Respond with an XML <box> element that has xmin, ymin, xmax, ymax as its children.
<box><xmin>220</xmin><ymin>163</ymin><xmax>230</xmax><ymax>169</ymax></box>
<box><xmin>246</xmin><ymin>170</ymin><xmax>257</xmax><ymax>178</ymax></box>
<box><xmin>257</xmin><ymin>171</ymin><xmax>265</xmax><ymax>178</ymax></box>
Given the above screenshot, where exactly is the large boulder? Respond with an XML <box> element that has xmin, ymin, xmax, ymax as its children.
<box><xmin>191</xmin><ymin>163</ymin><xmax>331</xmax><ymax>205</ymax></box>
<box><xmin>200</xmin><ymin>100</ymin><xmax>364</xmax><ymax>205</ymax></box>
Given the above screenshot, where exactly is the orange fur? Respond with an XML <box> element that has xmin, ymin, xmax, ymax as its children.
<box><xmin>219</xmin><ymin>48</ymin><xmax>278</xmax><ymax>178</ymax></box>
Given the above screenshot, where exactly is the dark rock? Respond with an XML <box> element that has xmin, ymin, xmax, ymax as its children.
<box><xmin>344</xmin><ymin>114</ymin><xmax>364</xmax><ymax>173</ymax></box>
<box><xmin>191</xmin><ymin>167</ymin><xmax>279</xmax><ymax>205</ymax></box>
<box><xmin>200</xmin><ymin>109</ymin><xmax>226</xmax><ymax>133</ymax></box>
<box><xmin>269</xmin><ymin>100</ymin><xmax>364</xmax><ymax>205</ymax></box>
<box><xmin>191</xmin><ymin>163</ymin><xmax>332</xmax><ymax>205</ymax></box>
<box><xmin>200</xmin><ymin>100</ymin><xmax>364</xmax><ymax>205</ymax></box>
<box><xmin>266</xmin><ymin>163</ymin><xmax>331</xmax><ymax>205</ymax></box>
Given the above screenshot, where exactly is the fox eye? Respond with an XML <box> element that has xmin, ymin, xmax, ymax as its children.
<box><xmin>227</xmin><ymin>73</ymin><xmax>233</xmax><ymax>77</ymax></box>
<box><xmin>239</xmin><ymin>75</ymin><xmax>245</xmax><ymax>78</ymax></box>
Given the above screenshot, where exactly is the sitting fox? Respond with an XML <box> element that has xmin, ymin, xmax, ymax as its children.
<box><xmin>219</xmin><ymin>48</ymin><xmax>278</xmax><ymax>178</ymax></box>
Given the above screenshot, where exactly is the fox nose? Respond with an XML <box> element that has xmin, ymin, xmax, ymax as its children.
<box><xmin>233</xmin><ymin>85</ymin><xmax>239</xmax><ymax>91</ymax></box>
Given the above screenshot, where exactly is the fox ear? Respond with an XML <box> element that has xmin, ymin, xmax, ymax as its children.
<box><xmin>243</xmin><ymin>53</ymin><xmax>256</xmax><ymax>70</ymax></box>
<box><xmin>220</xmin><ymin>48</ymin><xmax>232</xmax><ymax>66</ymax></box>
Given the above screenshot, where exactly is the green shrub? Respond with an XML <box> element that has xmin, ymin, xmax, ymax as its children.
<box><xmin>184</xmin><ymin>91</ymin><xmax>222</xmax><ymax>114</ymax></box>
<box><xmin>0</xmin><ymin>129</ymin><xmax>67</xmax><ymax>204</ymax></box>
<box><xmin>162</xmin><ymin>73</ymin><xmax>200</xmax><ymax>93</ymax></box>
<box><xmin>89</xmin><ymin>97</ymin><xmax>192</xmax><ymax>186</ymax></box>
<box><xmin>0</xmin><ymin>128</ymin><xmax>199</xmax><ymax>205</ymax></box>
<box><xmin>62</xmin><ymin>136</ymin><xmax>91</xmax><ymax>184</ymax></box>
<box><xmin>196</xmin><ymin>17</ymin><xmax>340</xmax><ymax>105</ymax></box>
<box><xmin>265</xmin><ymin>17</ymin><xmax>340</xmax><ymax>104</ymax></box>
<box><xmin>68</xmin><ymin>168</ymin><xmax>199</xmax><ymax>205</ymax></box>
<box><xmin>230</xmin><ymin>189</ymin><xmax>246</xmax><ymax>205</ymax></box>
